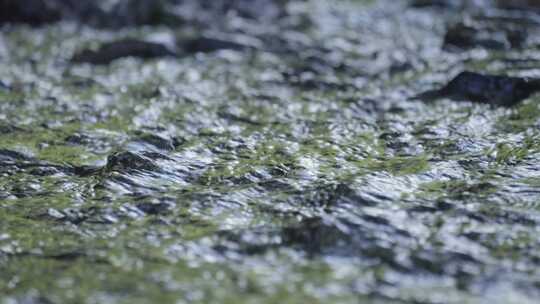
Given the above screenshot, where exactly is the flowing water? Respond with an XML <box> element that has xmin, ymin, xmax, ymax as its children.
<box><xmin>1</xmin><ymin>0</ymin><xmax>540</xmax><ymax>303</ymax></box>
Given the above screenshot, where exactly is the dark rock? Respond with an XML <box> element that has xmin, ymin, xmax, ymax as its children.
<box><xmin>105</xmin><ymin>151</ymin><xmax>159</xmax><ymax>172</ymax></box>
<box><xmin>507</xmin><ymin>30</ymin><xmax>528</xmax><ymax>49</ymax></box>
<box><xmin>172</xmin><ymin>136</ymin><xmax>186</xmax><ymax>148</ymax></box>
<box><xmin>72</xmin><ymin>165</ymin><xmax>101</xmax><ymax>177</ymax></box>
<box><xmin>414</xmin><ymin>71</ymin><xmax>540</xmax><ymax>106</ymax></box>
<box><xmin>71</xmin><ymin>39</ymin><xmax>177</xmax><ymax>65</ymax></box>
<box><xmin>136</xmin><ymin>201</ymin><xmax>174</xmax><ymax>215</ymax></box>
<box><xmin>180</xmin><ymin>37</ymin><xmax>250</xmax><ymax>54</ymax></box>
<box><xmin>65</xmin><ymin>133</ymin><xmax>91</xmax><ymax>145</ymax></box>
<box><xmin>280</xmin><ymin>217</ymin><xmax>354</xmax><ymax>256</ymax></box>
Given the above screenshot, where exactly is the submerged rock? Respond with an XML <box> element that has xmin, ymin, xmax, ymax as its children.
<box><xmin>414</xmin><ymin>71</ymin><xmax>540</xmax><ymax>106</ymax></box>
<box><xmin>71</xmin><ymin>39</ymin><xmax>177</xmax><ymax>65</ymax></box>
<box><xmin>136</xmin><ymin>200</ymin><xmax>174</xmax><ymax>215</ymax></box>
<box><xmin>180</xmin><ymin>37</ymin><xmax>250</xmax><ymax>54</ymax></box>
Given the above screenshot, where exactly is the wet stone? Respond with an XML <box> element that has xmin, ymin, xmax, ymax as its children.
<box><xmin>71</xmin><ymin>165</ymin><xmax>101</xmax><ymax>177</ymax></box>
<box><xmin>105</xmin><ymin>151</ymin><xmax>160</xmax><ymax>172</ymax></box>
<box><xmin>414</xmin><ymin>71</ymin><xmax>540</xmax><ymax>106</ymax></box>
<box><xmin>136</xmin><ymin>200</ymin><xmax>174</xmax><ymax>215</ymax></box>
<box><xmin>71</xmin><ymin>39</ymin><xmax>177</xmax><ymax>65</ymax></box>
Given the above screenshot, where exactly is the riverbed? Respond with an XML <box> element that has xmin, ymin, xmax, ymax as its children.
<box><xmin>1</xmin><ymin>1</ymin><xmax>540</xmax><ymax>303</ymax></box>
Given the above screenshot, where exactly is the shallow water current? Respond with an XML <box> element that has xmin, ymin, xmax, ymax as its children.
<box><xmin>1</xmin><ymin>0</ymin><xmax>540</xmax><ymax>303</ymax></box>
